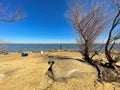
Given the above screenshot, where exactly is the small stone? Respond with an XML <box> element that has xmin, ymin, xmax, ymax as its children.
<box><xmin>0</xmin><ymin>74</ymin><xmax>5</xmax><ymax>80</ymax></box>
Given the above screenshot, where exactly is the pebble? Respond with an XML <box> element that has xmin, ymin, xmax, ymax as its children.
<box><xmin>0</xmin><ymin>74</ymin><xmax>5</xmax><ymax>80</ymax></box>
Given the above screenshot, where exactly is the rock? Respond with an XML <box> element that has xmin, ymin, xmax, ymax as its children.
<box><xmin>47</xmin><ymin>59</ymin><xmax>97</xmax><ymax>82</ymax></box>
<box><xmin>0</xmin><ymin>74</ymin><xmax>5</xmax><ymax>80</ymax></box>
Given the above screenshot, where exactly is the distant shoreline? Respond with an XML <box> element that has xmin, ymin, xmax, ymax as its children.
<box><xmin>0</xmin><ymin>43</ymin><xmax>119</xmax><ymax>53</ymax></box>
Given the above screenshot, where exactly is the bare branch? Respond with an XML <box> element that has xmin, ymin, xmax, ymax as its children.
<box><xmin>105</xmin><ymin>0</ymin><xmax>120</xmax><ymax>68</ymax></box>
<box><xmin>112</xmin><ymin>0</ymin><xmax>120</xmax><ymax>10</ymax></box>
<box><xmin>0</xmin><ymin>3</ymin><xmax>26</xmax><ymax>22</ymax></box>
<box><xmin>66</xmin><ymin>0</ymin><xmax>109</xmax><ymax>59</ymax></box>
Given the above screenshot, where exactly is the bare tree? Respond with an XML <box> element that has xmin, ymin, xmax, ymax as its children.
<box><xmin>105</xmin><ymin>0</ymin><xmax>120</xmax><ymax>69</ymax></box>
<box><xmin>66</xmin><ymin>0</ymin><xmax>110</xmax><ymax>78</ymax></box>
<box><xmin>0</xmin><ymin>2</ymin><xmax>26</xmax><ymax>54</ymax></box>
<box><xmin>0</xmin><ymin>2</ymin><xmax>26</xmax><ymax>22</ymax></box>
<box><xmin>0</xmin><ymin>41</ymin><xmax>7</xmax><ymax>54</ymax></box>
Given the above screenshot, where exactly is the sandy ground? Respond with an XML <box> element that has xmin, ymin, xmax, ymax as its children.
<box><xmin>0</xmin><ymin>51</ymin><xmax>119</xmax><ymax>90</ymax></box>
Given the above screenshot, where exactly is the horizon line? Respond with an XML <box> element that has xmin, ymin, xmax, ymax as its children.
<box><xmin>4</xmin><ymin>42</ymin><xmax>78</xmax><ymax>44</ymax></box>
<box><xmin>0</xmin><ymin>42</ymin><xmax>115</xmax><ymax>44</ymax></box>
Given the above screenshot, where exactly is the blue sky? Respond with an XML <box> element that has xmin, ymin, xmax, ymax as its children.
<box><xmin>0</xmin><ymin>0</ymin><xmax>75</xmax><ymax>43</ymax></box>
<box><xmin>0</xmin><ymin>0</ymin><xmax>116</xmax><ymax>43</ymax></box>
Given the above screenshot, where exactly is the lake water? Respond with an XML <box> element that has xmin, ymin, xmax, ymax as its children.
<box><xmin>6</xmin><ymin>44</ymin><xmax>79</xmax><ymax>52</ymax></box>
<box><xmin>3</xmin><ymin>44</ymin><xmax>120</xmax><ymax>52</ymax></box>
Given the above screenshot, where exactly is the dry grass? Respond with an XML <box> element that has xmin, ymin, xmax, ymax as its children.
<box><xmin>0</xmin><ymin>51</ymin><xmax>119</xmax><ymax>90</ymax></box>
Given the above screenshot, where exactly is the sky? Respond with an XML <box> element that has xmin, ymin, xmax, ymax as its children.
<box><xmin>0</xmin><ymin>0</ymin><xmax>117</xmax><ymax>44</ymax></box>
<box><xmin>0</xmin><ymin>0</ymin><xmax>76</xmax><ymax>43</ymax></box>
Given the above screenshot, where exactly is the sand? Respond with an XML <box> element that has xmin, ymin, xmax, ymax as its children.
<box><xmin>0</xmin><ymin>51</ymin><xmax>119</xmax><ymax>90</ymax></box>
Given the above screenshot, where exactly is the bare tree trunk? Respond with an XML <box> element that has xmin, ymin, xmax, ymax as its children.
<box><xmin>86</xmin><ymin>57</ymin><xmax>101</xmax><ymax>78</ymax></box>
<box><xmin>105</xmin><ymin>10</ymin><xmax>120</xmax><ymax>69</ymax></box>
